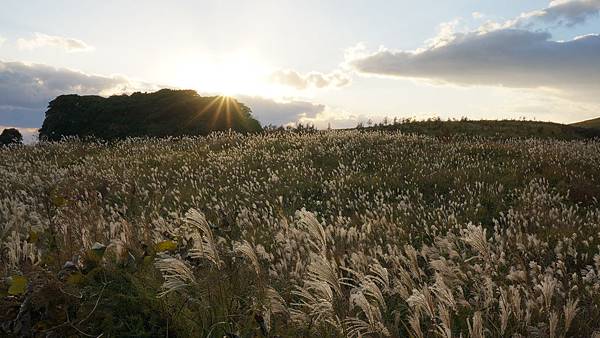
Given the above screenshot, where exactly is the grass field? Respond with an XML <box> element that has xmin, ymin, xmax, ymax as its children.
<box><xmin>2</xmin><ymin>129</ymin><xmax>600</xmax><ymax>337</ymax></box>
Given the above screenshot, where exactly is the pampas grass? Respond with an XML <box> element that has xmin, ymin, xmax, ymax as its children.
<box><xmin>2</xmin><ymin>130</ymin><xmax>600</xmax><ymax>336</ymax></box>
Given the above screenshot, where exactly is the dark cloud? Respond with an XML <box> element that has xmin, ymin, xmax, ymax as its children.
<box><xmin>0</xmin><ymin>61</ymin><xmax>127</xmax><ymax>107</ymax></box>
<box><xmin>350</xmin><ymin>29</ymin><xmax>600</xmax><ymax>94</ymax></box>
<box><xmin>238</xmin><ymin>95</ymin><xmax>326</xmax><ymax>126</ymax></box>
<box><xmin>0</xmin><ymin>106</ymin><xmax>45</xmax><ymax>127</ymax></box>
<box><xmin>517</xmin><ymin>0</ymin><xmax>600</xmax><ymax>27</ymax></box>
<box><xmin>0</xmin><ymin>60</ymin><xmax>159</xmax><ymax>127</ymax></box>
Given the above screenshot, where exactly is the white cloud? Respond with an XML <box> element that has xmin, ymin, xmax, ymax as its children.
<box><xmin>0</xmin><ymin>35</ymin><xmax>6</xmax><ymax>47</ymax></box>
<box><xmin>296</xmin><ymin>108</ymin><xmax>366</xmax><ymax>129</ymax></box>
<box><xmin>472</xmin><ymin>12</ymin><xmax>486</xmax><ymax>20</ymax></box>
<box><xmin>270</xmin><ymin>69</ymin><xmax>351</xmax><ymax>90</ymax></box>
<box><xmin>425</xmin><ymin>19</ymin><xmax>463</xmax><ymax>48</ymax></box>
<box><xmin>17</xmin><ymin>33</ymin><xmax>93</xmax><ymax>52</ymax></box>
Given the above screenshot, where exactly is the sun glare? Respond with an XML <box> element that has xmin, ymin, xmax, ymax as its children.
<box><xmin>173</xmin><ymin>51</ymin><xmax>280</xmax><ymax>98</ymax></box>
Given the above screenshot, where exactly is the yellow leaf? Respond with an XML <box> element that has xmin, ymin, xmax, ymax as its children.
<box><xmin>52</xmin><ymin>195</ymin><xmax>67</xmax><ymax>207</ymax></box>
<box><xmin>28</xmin><ymin>230</ymin><xmax>39</xmax><ymax>244</ymax></box>
<box><xmin>8</xmin><ymin>276</ymin><xmax>27</xmax><ymax>295</ymax></box>
<box><xmin>155</xmin><ymin>240</ymin><xmax>177</xmax><ymax>252</ymax></box>
<box><xmin>66</xmin><ymin>272</ymin><xmax>84</xmax><ymax>285</ymax></box>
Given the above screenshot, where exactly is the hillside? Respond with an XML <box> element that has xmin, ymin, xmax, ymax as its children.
<box><xmin>365</xmin><ymin>119</ymin><xmax>600</xmax><ymax>139</ymax></box>
<box><xmin>572</xmin><ymin>117</ymin><xmax>600</xmax><ymax>129</ymax></box>
<box><xmin>39</xmin><ymin>89</ymin><xmax>262</xmax><ymax>141</ymax></box>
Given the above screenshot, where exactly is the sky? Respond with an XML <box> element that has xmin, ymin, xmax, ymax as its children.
<box><xmin>1</xmin><ymin>0</ymin><xmax>600</xmax><ymax>138</ymax></box>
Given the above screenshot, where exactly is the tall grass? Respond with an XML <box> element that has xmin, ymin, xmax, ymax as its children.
<box><xmin>1</xmin><ymin>130</ymin><xmax>600</xmax><ymax>336</ymax></box>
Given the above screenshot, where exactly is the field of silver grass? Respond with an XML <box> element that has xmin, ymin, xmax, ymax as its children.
<box><xmin>1</xmin><ymin>130</ymin><xmax>600</xmax><ymax>337</ymax></box>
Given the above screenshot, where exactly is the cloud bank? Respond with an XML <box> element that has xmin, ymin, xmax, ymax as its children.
<box><xmin>349</xmin><ymin>0</ymin><xmax>600</xmax><ymax>100</ymax></box>
<box><xmin>0</xmin><ymin>60</ymin><xmax>157</xmax><ymax>126</ymax></box>
<box><xmin>17</xmin><ymin>33</ymin><xmax>93</xmax><ymax>52</ymax></box>
<box><xmin>351</xmin><ymin>30</ymin><xmax>600</xmax><ymax>93</ymax></box>
<box><xmin>0</xmin><ymin>60</ymin><xmax>339</xmax><ymax>129</ymax></box>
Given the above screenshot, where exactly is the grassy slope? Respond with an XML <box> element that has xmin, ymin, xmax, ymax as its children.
<box><xmin>572</xmin><ymin>117</ymin><xmax>600</xmax><ymax>129</ymax></box>
<box><xmin>364</xmin><ymin>119</ymin><xmax>600</xmax><ymax>139</ymax></box>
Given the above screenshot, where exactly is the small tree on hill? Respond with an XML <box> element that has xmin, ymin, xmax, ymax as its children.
<box><xmin>0</xmin><ymin>128</ymin><xmax>23</xmax><ymax>146</ymax></box>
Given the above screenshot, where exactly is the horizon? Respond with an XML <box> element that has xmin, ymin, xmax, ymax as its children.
<box><xmin>1</xmin><ymin>0</ymin><xmax>600</xmax><ymax>133</ymax></box>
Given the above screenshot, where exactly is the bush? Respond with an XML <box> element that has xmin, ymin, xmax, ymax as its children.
<box><xmin>0</xmin><ymin>128</ymin><xmax>23</xmax><ymax>146</ymax></box>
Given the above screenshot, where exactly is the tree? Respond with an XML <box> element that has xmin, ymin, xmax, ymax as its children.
<box><xmin>39</xmin><ymin>89</ymin><xmax>263</xmax><ymax>141</ymax></box>
<box><xmin>0</xmin><ymin>128</ymin><xmax>23</xmax><ymax>146</ymax></box>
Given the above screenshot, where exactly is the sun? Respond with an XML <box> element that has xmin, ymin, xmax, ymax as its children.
<box><xmin>172</xmin><ymin>51</ymin><xmax>279</xmax><ymax>98</ymax></box>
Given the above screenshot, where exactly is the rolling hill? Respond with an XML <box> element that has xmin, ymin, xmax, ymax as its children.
<box><xmin>572</xmin><ymin>117</ymin><xmax>600</xmax><ymax>129</ymax></box>
<box><xmin>365</xmin><ymin>119</ymin><xmax>600</xmax><ymax>140</ymax></box>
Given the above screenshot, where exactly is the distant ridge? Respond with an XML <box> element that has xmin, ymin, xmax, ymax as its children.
<box><xmin>360</xmin><ymin>119</ymin><xmax>600</xmax><ymax>140</ymax></box>
<box><xmin>572</xmin><ymin>117</ymin><xmax>600</xmax><ymax>129</ymax></box>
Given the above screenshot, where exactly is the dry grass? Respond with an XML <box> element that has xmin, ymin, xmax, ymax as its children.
<box><xmin>1</xmin><ymin>130</ymin><xmax>600</xmax><ymax>336</ymax></box>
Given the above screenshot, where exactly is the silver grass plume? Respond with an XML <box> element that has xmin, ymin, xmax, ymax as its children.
<box><xmin>563</xmin><ymin>298</ymin><xmax>579</xmax><ymax>334</ymax></box>
<box><xmin>185</xmin><ymin>208</ymin><xmax>222</xmax><ymax>269</ymax></box>
<box><xmin>344</xmin><ymin>290</ymin><xmax>391</xmax><ymax>337</ymax></box>
<box><xmin>265</xmin><ymin>286</ymin><xmax>289</xmax><ymax>316</ymax></box>
<box><xmin>234</xmin><ymin>240</ymin><xmax>261</xmax><ymax>275</ymax></box>
<box><xmin>154</xmin><ymin>254</ymin><xmax>196</xmax><ymax>297</ymax></box>
<box><xmin>462</xmin><ymin>224</ymin><xmax>490</xmax><ymax>260</ymax></box>
<box><xmin>296</xmin><ymin>210</ymin><xmax>327</xmax><ymax>253</ymax></box>
<box><xmin>468</xmin><ymin>311</ymin><xmax>484</xmax><ymax>338</ymax></box>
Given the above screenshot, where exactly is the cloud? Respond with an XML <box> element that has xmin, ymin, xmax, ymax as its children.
<box><xmin>515</xmin><ymin>0</ymin><xmax>600</xmax><ymax>27</ymax></box>
<box><xmin>270</xmin><ymin>69</ymin><xmax>351</xmax><ymax>90</ymax></box>
<box><xmin>472</xmin><ymin>12</ymin><xmax>486</xmax><ymax>20</ymax></box>
<box><xmin>17</xmin><ymin>33</ymin><xmax>93</xmax><ymax>52</ymax></box>
<box><xmin>238</xmin><ymin>95</ymin><xmax>326</xmax><ymax>126</ymax></box>
<box><xmin>0</xmin><ymin>36</ymin><xmax>6</xmax><ymax>47</ymax></box>
<box><xmin>349</xmin><ymin>28</ymin><xmax>600</xmax><ymax>97</ymax></box>
<box><xmin>0</xmin><ymin>59</ymin><xmax>339</xmax><ymax>129</ymax></box>
<box><xmin>238</xmin><ymin>95</ymin><xmax>366</xmax><ymax>129</ymax></box>
<box><xmin>296</xmin><ymin>108</ymin><xmax>366</xmax><ymax>129</ymax></box>
<box><xmin>0</xmin><ymin>60</ymin><xmax>157</xmax><ymax>127</ymax></box>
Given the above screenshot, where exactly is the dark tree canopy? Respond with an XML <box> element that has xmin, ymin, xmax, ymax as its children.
<box><xmin>0</xmin><ymin>128</ymin><xmax>23</xmax><ymax>145</ymax></box>
<box><xmin>39</xmin><ymin>89</ymin><xmax>262</xmax><ymax>141</ymax></box>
